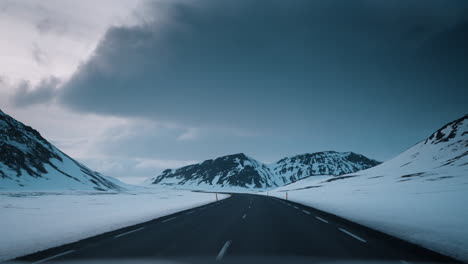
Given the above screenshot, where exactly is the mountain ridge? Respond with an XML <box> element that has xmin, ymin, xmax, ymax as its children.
<box><xmin>149</xmin><ymin>150</ymin><xmax>381</xmax><ymax>190</ymax></box>
<box><xmin>0</xmin><ymin>109</ymin><xmax>125</xmax><ymax>191</ymax></box>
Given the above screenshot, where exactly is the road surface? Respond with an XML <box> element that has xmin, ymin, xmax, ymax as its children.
<box><xmin>16</xmin><ymin>194</ymin><xmax>456</xmax><ymax>263</ymax></box>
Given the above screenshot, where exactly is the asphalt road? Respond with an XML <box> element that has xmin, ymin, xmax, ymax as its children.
<box><xmin>16</xmin><ymin>194</ymin><xmax>457</xmax><ymax>263</ymax></box>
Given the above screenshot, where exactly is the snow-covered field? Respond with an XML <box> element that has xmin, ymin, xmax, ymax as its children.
<box><xmin>267</xmin><ymin>116</ymin><xmax>468</xmax><ymax>261</ymax></box>
<box><xmin>0</xmin><ymin>187</ymin><xmax>229</xmax><ymax>262</ymax></box>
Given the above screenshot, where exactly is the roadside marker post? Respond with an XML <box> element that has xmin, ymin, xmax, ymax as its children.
<box><xmin>286</xmin><ymin>192</ymin><xmax>288</xmax><ymax>201</ymax></box>
<box><xmin>216</xmin><ymin>193</ymin><xmax>218</xmax><ymax>201</ymax></box>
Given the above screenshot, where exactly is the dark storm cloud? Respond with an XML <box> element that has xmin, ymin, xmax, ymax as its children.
<box><xmin>13</xmin><ymin>77</ymin><xmax>60</xmax><ymax>106</ymax></box>
<box><xmin>56</xmin><ymin>0</ymin><xmax>468</xmax><ymax>160</ymax></box>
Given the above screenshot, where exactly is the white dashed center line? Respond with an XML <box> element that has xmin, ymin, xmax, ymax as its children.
<box><xmin>302</xmin><ymin>210</ymin><xmax>311</xmax><ymax>215</ymax></box>
<box><xmin>216</xmin><ymin>240</ymin><xmax>232</xmax><ymax>261</ymax></box>
<box><xmin>242</xmin><ymin>214</ymin><xmax>247</xmax><ymax>219</ymax></box>
<box><xmin>315</xmin><ymin>216</ymin><xmax>329</xmax><ymax>223</ymax></box>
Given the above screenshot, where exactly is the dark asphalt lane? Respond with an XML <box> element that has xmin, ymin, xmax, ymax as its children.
<box><xmin>15</xmin><ymin>194</ymin><xmax>457</xmax><ymax>263</ymax></box>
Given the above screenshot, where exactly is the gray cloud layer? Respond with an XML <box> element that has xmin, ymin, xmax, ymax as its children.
<box><xmin>14</xmin><ymin>0</ymin><xmax>467</xmax><ymax>162</ymax></box>
<box><xmin>13</xmin><ymin>76</ymin><xmax>60</xmax><ymax>106</ymax></box>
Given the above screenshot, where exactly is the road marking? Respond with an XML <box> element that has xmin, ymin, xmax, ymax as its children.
<box><xmin>339</xmin><ymin>228</ymin><xmax>367</xmax><ymax>243</ymax></box>
<box><xmin>216</xmin><ymin>240</ymin><xmax>232</xmax><ymax>261</ymax></box>
<box><xmin>115</xmin><ymin>227</ymin><xmax>145</xmax><ymax>238</ymax></box>
<box><xmin>293</xmin><ymin>206</ymin><xmax>299</xmax><ymax>209</ymax></box>
<box><xmin>315</xmin><ymin>216</ymin><xmax>328</xmax><ymax>223</ymax></box>
<box><xmin>32</xmin><ymin>250</ymin><xmax>75</xmax><ymax>264</ymax></box>
<box><xmin>242</xmin><ymin>214</ymin><xmax>247</xmax><ymax>219</ymax></box>
<box><xmin>186</xmin><ymin>211</ymin><xmax>195</xmax><ymax>215</ymax></box>
<box><xmin>162</xmin><ymin>217</ymin><xmax>176</xmax><ymax>223</ymax></box>
<box><xmin>302</xmin><ymin>210</ymin><xmax>311</xmax><ymax>215</ymax></box>
<box><xmin>400</xmin><ymin>260</ymin><xmax>410</xmax><ymax>264</ymax></box>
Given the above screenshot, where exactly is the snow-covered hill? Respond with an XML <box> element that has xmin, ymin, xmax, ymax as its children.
<box><xmin>149</xmin><ymin>151</ymin><xmax>380</xmax><ymax>190</ymax></box>
<box><xmin>366</xmin><ymin>114</ymin><xmax>467</xmax><ymax>176</ymax></box>
<box><xmin>269</xmin><ymin>114</ymin><xmax>468</xmax><ymax>261</ymax></box>
<box><xmin>0</xmin><ymin>109</ymin><xmax>125</xmax><ymax>191</ymax></box>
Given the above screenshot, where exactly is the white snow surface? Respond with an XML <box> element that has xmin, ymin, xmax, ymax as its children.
<box><xmin>0</xmin><ymin>187</ymin><xmax>229</xmax><ymax>262</ymax></box>
<box><xmin>267</xmin><ymin>116</ymin><xmax>468</xmax><ymax>261</ymax></box>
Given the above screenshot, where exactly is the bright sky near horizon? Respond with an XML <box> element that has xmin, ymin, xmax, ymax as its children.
<box><xmin>1</xmin><ymin>0</ymin><xmax>467</xmax><ymax>184</ymax></box>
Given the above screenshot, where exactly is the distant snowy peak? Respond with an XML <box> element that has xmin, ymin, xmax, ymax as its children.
<box><xmin>272</xmin><ymin>151</ymin><xmax>381</xmax><ymax>182</ymax></box>
<box><xmin>150</xmin><ymin>151</ymin><xmax>380</xmax><ymax>190</ymax></box>
<box><xmin>150</xmin><ymin>153</ymin><xmax>277</xmax><ymax>189</ymax></box>
<box><xmin>0</xmin><ymin>109</ymin><xmax>124</xmax><ymax>191</ymax></box>
<box><xmin>424</xmin><ymin>114</ymin><xmax>467</xmax><ymax>145</ymax></box>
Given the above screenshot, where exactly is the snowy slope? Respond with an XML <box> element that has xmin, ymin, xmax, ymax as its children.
<box><xmin>0</xmin><ymin>109</ymin><xmax>125</xmax><ymax>191</ymax></box>
<box><xmin>149</xmin><ymin>152</ymin><xmax>380</xmax><ymax>190</ymax></box>
<box><xmin>269</xmin><ymin>114</ymin><xmax>468</xmax><ymax>261</ymax></box>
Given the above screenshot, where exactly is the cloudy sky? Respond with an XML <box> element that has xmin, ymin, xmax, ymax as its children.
<box><xmin>1</xmin><ymin>0</ymin><xmax>467</xmax><ymax>184</ymax></box>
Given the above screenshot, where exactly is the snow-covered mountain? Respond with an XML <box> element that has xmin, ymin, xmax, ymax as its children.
<box><xmin>149</xmin><ymin>151</ymin><xmax>380</xmax><ymax>190</ymax></box>
<box><xmin>150</xmin><ymin>153</ymin><xmax>280</xmax><ymax>190</ymax></box>
<box><xmin>0</xmin><ymin>109</ymin><xmax>125</xmax><ymax>191</ymax></box>
<box><xmin>271</xmin><ymin>151</ymin><xmax>380</xmax><ymax>182</ymax></box>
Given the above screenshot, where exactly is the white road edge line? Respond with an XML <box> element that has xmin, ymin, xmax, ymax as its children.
<box><xmin>114</xmin><ymin>227</ymin><xmax>145</xmax><ymax>238</ymax></box>
<box><xmin>162</xmin><ymin>217</ymin><xmax>176</xmax><ymax>223</ymax></box>
<box><xmin>315</xmin><ymin>216</ymin><xmax>329</xmax><ymax>223</ymax></box>
<box><xmin>32</xmin><ymin>250</ymin><xmax>75</xmax><ymax>264</ymax></box>
<box><xmin>216</xmin><ymin>240</ymin><xmax>232</xmax><ymax>261</ymax></box>
<box><xmin>338</xmin><ymin>228</ymin><xmax>367</xmax><ymax>243</ymax></box>
<box><xmin>302</xmin><ymin>210</ymin><xmax>311</xmax><ymax>215</ymax></box>
<box><xmin>242</xmin><ymin>214</ymin><xmax>247</xmax><ymax>219</ymax></box>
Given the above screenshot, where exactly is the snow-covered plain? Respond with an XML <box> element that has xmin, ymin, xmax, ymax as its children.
<box><xmin>267</xmin><ymin>115</ymin><xmax>468</xmax><ymax>261</ymax></box>
<box><xmin>0</xmin><ymin>187</ymin><xmax>229</xmax><ymax>262</ymax></box>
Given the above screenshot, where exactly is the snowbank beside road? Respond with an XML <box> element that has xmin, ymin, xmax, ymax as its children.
<box><xmin>0</xmin><ymin>187</ymin><xmax>228</xmax><ymax>262</ymax></box>
<box><xmin>269</xmin><ymin>173</ymin><xmax>467</xmax><ymax>262</ymax></box>
<box><xmin>269</xmin><ymin>115</ymin><xmax>468</xmax><ymax>261</ymax></box>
